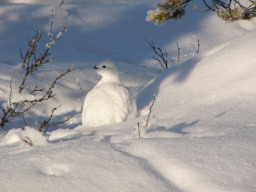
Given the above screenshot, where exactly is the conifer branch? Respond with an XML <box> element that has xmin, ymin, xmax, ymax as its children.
<box><xmin>147</xmin><ymin>0</ymin><xmax>256</xmax><ymax>24</ymax></box>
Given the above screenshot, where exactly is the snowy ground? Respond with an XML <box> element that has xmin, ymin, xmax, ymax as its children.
<box><xmin>0</xmin><ymin>0</ymin><xmax>256</xmax><ymax>192</ymax></box>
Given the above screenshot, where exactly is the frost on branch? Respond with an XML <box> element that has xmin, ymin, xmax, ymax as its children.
<box><xmin>146</xmin><ymin>0</ymin><xmax>189</xmax><ymax>25</ymax></box>
<box><xmin>147</xmin><ymin>0</ymin><xmax>256</xmax><ymax>25</ymax></box>
<box><xmin>217</xmin><ymin>7</ymin><xmax>256</xmax><ymax>22</ymax></box>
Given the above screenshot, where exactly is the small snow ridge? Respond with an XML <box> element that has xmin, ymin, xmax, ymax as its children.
<box><xmin>48</xmin><ymin>129</ymin><xmax>80</xmax><ymax>142</ymax></box>
<box><xmin>42</xmin><ymin>163</ymin><xmax>70</xmax><ymax>177</ymax></box>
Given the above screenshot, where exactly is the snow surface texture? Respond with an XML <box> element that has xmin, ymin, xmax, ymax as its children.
<box><xmin>0</xmin><ymin>0</ymin><xmax>256</xmax><ymax>192</ymax></box>
<box><xmin>82</xmin><ymin>61</ymin><xmax>137</xmax><ymax>127</ymax></box>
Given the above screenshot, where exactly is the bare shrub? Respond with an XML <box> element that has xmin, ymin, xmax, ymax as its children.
<box><xmin>0</xmin><ymin>8</ymin><xmax>72</xmax><ymax>132</ymax></box>
<box><xmin>145</xmin><ymin>96</ymin><xmax>157</xmax><ymax>129</ymax></box>
<box><xmin>148</xmin><ymin>38</ymin><xmax>200</xmax><ymax>70</ymax></box>
<box><xmin>147</xmin><ymin>40</ymin><xmax>175</xmax><ymax>70</ymax></box>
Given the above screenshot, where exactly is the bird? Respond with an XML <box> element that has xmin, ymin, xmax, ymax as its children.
<box><xmin>82</xmin><ymin>61</ymin><xmax>137</xmax><ymax>127</ymax></box>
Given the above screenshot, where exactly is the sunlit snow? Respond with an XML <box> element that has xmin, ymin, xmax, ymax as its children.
<box><xmin>0</xmin><ymin>0</ymin><xmax>255</xmax><ymax>192</ymax></box>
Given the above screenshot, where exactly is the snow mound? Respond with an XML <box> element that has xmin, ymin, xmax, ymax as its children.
<box><xmin>1</xmin><ymin>127</ymin><xmax>47</xmax><ymax>146</ymax></box>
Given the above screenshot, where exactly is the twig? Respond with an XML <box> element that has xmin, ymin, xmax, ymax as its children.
<box><xmin>22</xmin><ymin>136</ymin><xmax>33</xmax><ymax>146</ymax></box>
<box><xmin>30</xmin><ymin>86</ymin><xmax>44</xmax><ymax>94</ymax></box>
<box><xmin>60</xmin><ymin>0</ymin><xmax>64</xmax><ymax>7</ymax></box>
<box><xmin>0</xmin><ymin>76</ymin><xmax>18</xmax><ymax>127</ymax></box>
<box><xmin>197</xmin><ymin>39</ymin><xmax>200</xmax><ymax>54</ymax></box>
<box><xmin>48</xmin><ymin>7</ymin><xmax>54</xmax><ymax>43</ymax></box>
<box><xmin>19</xmin><ymin>30</ymin><xmax>44</xmax><ymax>93</ymax></box>
<box><xmin>78</xmin><ymin>82</ymin><xmax>85</xmax><ymax>93</ymax></box>
<box><xmin>176</xmin><ymin>42</ymin><xmax>180</xmax><ymax>62</ymax></box>
<box><xmin>8</xmin><ymin>75</ymin><xmax>14</xmax><ymax>108</ymax></box>
<box><xmin>147</xmin><ymin>40</ymin><xmax>174</xmax><ymax>70</ymax></box>
<box><xmin>39</xmin><ymin>105</ymin><xmax>61</xmax><ymax>132</ymax></box>
<box><xmin>20</xmin><ymin>67</ymin><xmax>72</xmax><ymax>105</ymax></box>
<box><xmin>137</xmin><ymin>122</ymin><xmax>141</xmax><ymax>138</ymax></box>
<box><xmin>145</xmin><ymin>96</ymin><xmax>156</xmax><ymax>129</ymax></box>
<box><xmin>39</xmin><ymin>114</ymin><xmax>73</xmax><ymax>133</ymax></box>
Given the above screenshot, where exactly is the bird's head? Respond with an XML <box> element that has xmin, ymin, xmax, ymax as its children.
<box><xmin>93</xmin><ymin>61</ymin><xmax>120</xmax><ymax>83</ymax></box>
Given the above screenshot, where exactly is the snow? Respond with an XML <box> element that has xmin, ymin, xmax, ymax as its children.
<box><xmin>0</xmin><ymin>0</ymin><xmax>256</xmax><ymax>192</ymax></box>
<box><xmin>1</xmin><ymin>127</ymin><xmax>48</xmax><ymax>146</ymax></box>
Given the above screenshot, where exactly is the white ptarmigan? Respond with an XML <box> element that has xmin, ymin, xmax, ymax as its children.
<box><xmin>82</xmin><ymin>61</ymin><xmax>137</xmax><ymax>127</ymax></box>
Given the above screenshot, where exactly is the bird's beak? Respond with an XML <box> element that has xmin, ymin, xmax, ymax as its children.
<box><xmin>93</xmin><ymin>66</ymin><xmax>99</xmax><ymax>70</ymax></box>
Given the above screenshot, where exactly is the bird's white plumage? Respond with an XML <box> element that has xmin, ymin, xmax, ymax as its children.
<box><xmin>82</xmin><ymin>61</ymin><xmax>137</xmax><ymax>127</ymax></box>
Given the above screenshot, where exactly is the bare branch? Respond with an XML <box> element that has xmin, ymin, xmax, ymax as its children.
<box><xmin>197</xmin><ymin>39</ymin><xmax>200</xmax><ymax>54</ymax></box>
<box><xmin>137</xmin><ymin>122</ymin><xmax>141</xmax><ymax>138</ymax></box>
<box><xmin>147</xmin><ymin>40</ymin><xmax>175</xmax><ymax>70</ymax></box>
<box><xmin>20</xmin><ymin>65</ymin><xmax>72</xmax><ymax>105</ymax></box>
<box><xmin>21</xmin><ymin>136</ymin><xmax>33</xmax><ymax>146</ymax></box>
<box><xmin>0</xmin><ymin>8</ymin><xmax>71</xmax><ymax>129</ymax></box>
<box><xmin>30</xmin><ymin>86</ymin><xmax>44</xmax><ymax>94</ymax></box>
<box><xmin>145</xmin><ymin>96</ymin><xmax>157</xmax><ymax>129</ymax></box>
<box><xmin>39</xmin><ymin>105</ymin><xmax>61</xmax><ymax>132</ymax></box>
<box><xmin>176</xmin><ymin>42</ymin><xmax>180</xmax><ymax>62</ymax></box>
<box><xmin>39</xmin><ymin>114</ymin><xmax>73</xmax><ymax>133</ymax></box>
<box><xmin>19</xmin><ymin>8</ymin><xmax>67</xmax><ymax>94</ymax></box>
<box><xmin>19</xmin><ymin>30</ymin><xmax>44</xmax><ymax>93</ymax></box>
<box><xmin>0</xmin><ymin>76</ymin><xmax>19</xmax><ymax>127</ymax></box>
<box><xmin>60</xmin><ymin>0</ymin><xmax>64</xmax><ymax>7</ymax></box>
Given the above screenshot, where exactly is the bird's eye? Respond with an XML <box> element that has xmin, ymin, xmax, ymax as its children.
<box><xmin>102</xmin><ymin>65</ymin><xmax>106</xmax><ymax>68</ymax></box>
